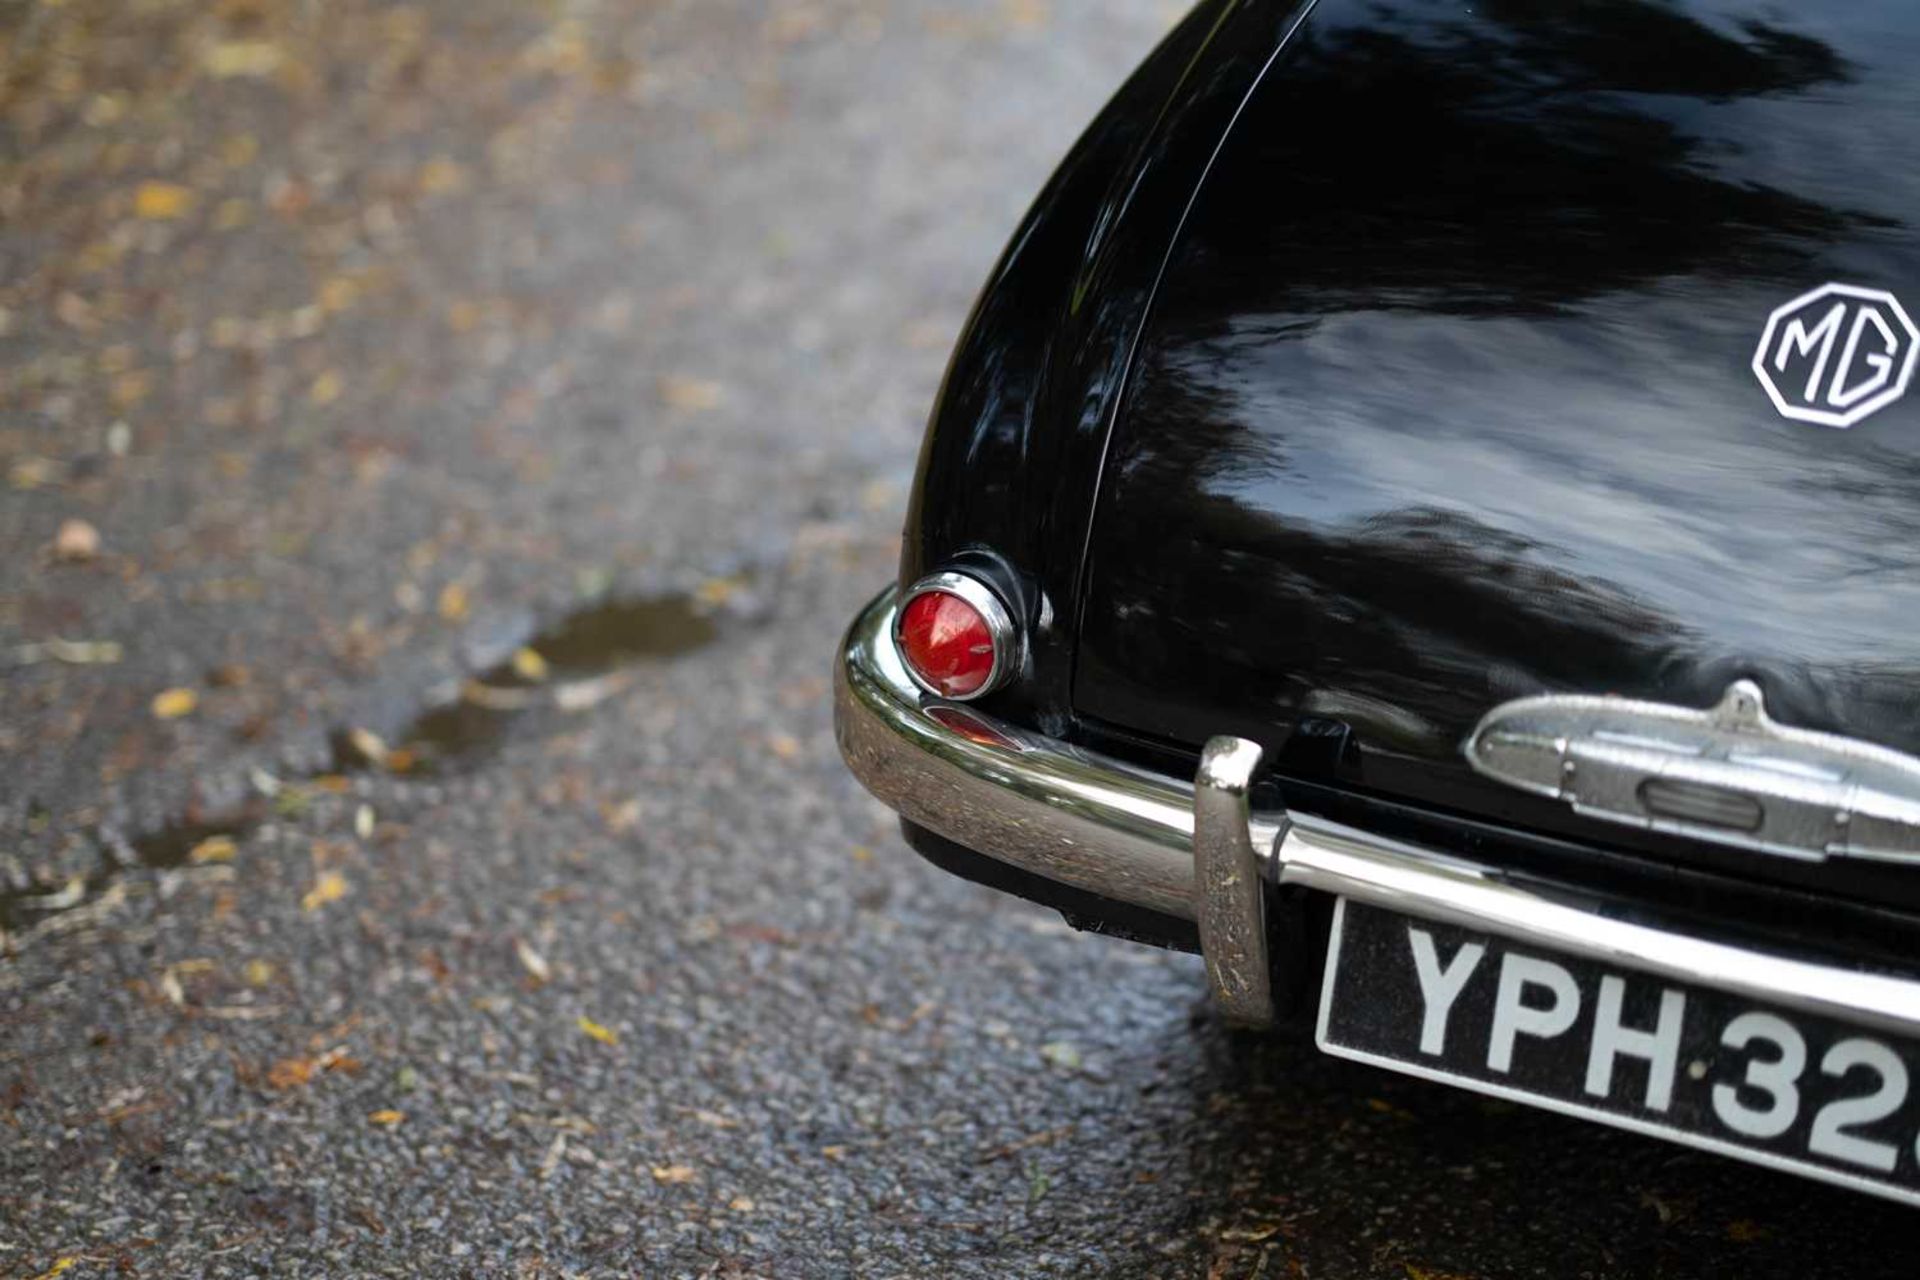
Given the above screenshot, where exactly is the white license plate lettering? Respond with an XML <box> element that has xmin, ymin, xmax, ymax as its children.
<box><xmin>1585</xmin><ymin>975</ymin><xmax>1686</xmax><ymax>1113</ymax></box>
<box><xmin>1406</xmin><ymin>927</ymin><xmax>1484</xmax><ymax>1057</ymax></box>
<box><xmin>1712</xmin><ymin>1012</ymin><xmax>1805</xmax><ymax>1139</ymax></box>
<box><xmin>1320</xmin><ymin>899</ymin><xmax>1920</xmax><ymax>1207</ymax></box>
<box><xmin>1810</xmin><ymin>1039</ymin><xmax>1908</xmax><ymax>1172</ymax></box>
<box><xmin>1487</xmin><ymin>952</ymin><xmax>1581</xmax><ymax>1073</ymax></box>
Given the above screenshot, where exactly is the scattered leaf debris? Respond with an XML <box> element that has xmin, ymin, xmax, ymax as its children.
<box><xmin>345</xmin><ymin>727</ymin><xmax>390</xmax><ymax>768</ymax></box>
<box><xmin>188</xmin><ymin>836</ymin><xmax>237</xmax><ymax>864</ymax></box>
<box><xmin>511</xmin><ymin>647</ymin><xmax>550</xmax><ymax>681</ymax></box>
<box><xmin>301</xmin><ymin>871</ymin><xmax>349</xmax><ymax>912</ymax></box>
<box><xmin>658</xmin><ymin>375</ymin><xmax>724</xmax><ymax>411</ymax></box>
<box><xmin>437</xmin><ymin>582</ymin><xmax>471</xmax><ymax>622</ymax></box>
<box><xmin>202</xmin><ymin>39</ymin><xmax>284</xmax><ymax>78</ymax></box>
<box><xmin>151</xmin><ymin>688</ymin><xmax>199</xmax><ymax>720</ymax></box>
<box><xmin>1039</xmin><ymin>1040</ymin><xmax>1082</xmax><ymax>1071</ymax></box>
<box><xmin>51</xmin><ymin>518</ymin><xmax>101</xmax><ymax>561</ymax></box>
<box><xmin>515</xmin><ymin>939</ymin><xmax>551</xmax><ymax>984</ymax></box>
<box><xmin>266</xmin><ymin>1058</ymin><xmax>316</xmax><ymax>1090</ymax></box>
<box><xmin>10</xmin><ymin>638</ymin><xmax>124</xmax><ymax>667</ymax></box>
<box><xmin>133</xmin><ymin>181</ymin><xmax>194</xmax><ymax>219</ymax></box>
<box><xmin>21</xmin><ymin>877</ymin><xmax>87</xmax><ymax>913</ymax></box>
<box><xmin>979</xmin><ymin>1125</ymin><xmax>1073</xmax><ymax>1164</ymax></box>
<box><xmin>577</xmin><ymin>1016</ymin><xmax>617</xmax><ymax>1046</ymax></box>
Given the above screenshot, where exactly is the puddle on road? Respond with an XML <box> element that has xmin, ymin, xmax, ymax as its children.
<box><xmin>338</xmin><ymin>589</ymin><xmax>723</xmax><ymax>775</ymax></box>
<box><xmin>0</xmin><ymin>815</ymin><xmax>257</xmax><ymax>934</ymax></box>
<box><xmin>3</xmin><ymin>588</ymin><xmax>734</xmax><ymax>936</ymax></box>
<box><xmin>523</xmin><ymin>594</ymin><xmax>719</xmax><ymax>676</ymax></box>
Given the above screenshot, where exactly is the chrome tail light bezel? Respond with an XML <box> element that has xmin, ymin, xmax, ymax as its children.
<box><xmin>892</xmin><ymin>570</ymin><xmax>1021</xmax><ymax>702</ymax></box>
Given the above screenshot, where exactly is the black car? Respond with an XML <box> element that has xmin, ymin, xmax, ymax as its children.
<box><xmin>836</xmin><ymin>0</ymin><xmax>1920</xmax><ymax>1207</ymax></box>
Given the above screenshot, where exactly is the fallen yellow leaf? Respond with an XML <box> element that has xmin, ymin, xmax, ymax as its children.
<box><xmin>577</xmin><ymin>1015</ymin><xmax>618</xmax><ymax>1045</ymax></box>
<box><xmin>650</xmin><ymin>1163</ymin><xmax>695</xmax><ymax>1184</ymax></box>
<box><xmin>309</xmin><ymin>370</ymin><xmax>343</xmax><ymax>406</ymax></box>
<box><xmin>694</xmin><ymin>575</ymin><xmax>742</xmax><ymax>607</ymax></box>
<box><xmin>437</xmin><ymin>581</ymin><xmax>470</xmax><ymax>621</ymax></box>
<box><xmin>418</xmin><ymin>156</ymin><xmax>468</xmax><ymax>195</ymax></box>
<box><xmin>367</xmin><ymin>1109</ymin><xmax>405</xmax><ymax>1127</ymax></box>
<box><xmin>111</xmin><ymin>370</ymin><xmax>151</xmax><ymax>408</ymax></box>
<box><xmin>151</xmin><ymin>687</ymin><xmax>198</xmax><ymax>720</ymax></box>
<box><xmin>203</xmin><ymin>40</ymin><xmax>284</xmax><ymax>78</ymax></box>
<box><xmin>188</xmin><ymin>835</ymin><xmax>237</xmax><ymax>864</ymax></box>
<box><xmin>27</xmin><ymin>1258</ymin><xmax>76</xmax><ymax>1280</ymax></box>
<box><xmin>658</xmin><ymin>375</ymin><xmax>724</xmax><ymax>411</ymax></box>
<box><xmin>134</xmin><ymin>181</ymin><xmax>194</xmax><ymax>220</ymax></box>
<box><xmin>510</xmin><ymin>647</ymin><xmax>549</xmax><ymax>681</ymax></box>
<box><xmin>318</xmin><ymin>276</ymin><xmax>358</xmax><ymax>312</ymax></box>
<box><xmin>301</xmin><ymin>870</ymin><xmax>349</xmax><ymax>912</ymax></box>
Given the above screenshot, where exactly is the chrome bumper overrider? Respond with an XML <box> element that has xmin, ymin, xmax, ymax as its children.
<box><xmin>834</xmin><ymin>587</ymin><xmax>1920</xmax><ymax>1033</ymax></box>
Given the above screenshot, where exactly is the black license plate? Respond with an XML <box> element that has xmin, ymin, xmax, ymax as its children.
<box><xmin>1318</xmin><ymin>898</ymin><xmax>1920</xmax><ymax>1205</ymax></box>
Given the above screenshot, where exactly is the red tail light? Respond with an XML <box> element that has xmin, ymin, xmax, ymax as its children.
<box><xmin>894</xmin><ymin>572</ymin><xmax>1017</xmax><ymax>701</ymax></box>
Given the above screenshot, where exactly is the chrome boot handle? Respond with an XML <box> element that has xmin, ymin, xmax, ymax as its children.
<box><xmin>1466</xmin><ymin>680</ymin><xmax>1920</xmax><ymax>864</ymax></box>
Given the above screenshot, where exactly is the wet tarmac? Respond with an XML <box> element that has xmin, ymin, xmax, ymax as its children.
<box><xmin>5</xmin><ymin>1</ymin><xmax>1920</xmax><ymax>1276</ymax></box>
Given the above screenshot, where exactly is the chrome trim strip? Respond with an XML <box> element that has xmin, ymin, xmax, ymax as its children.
<box><xmin>894</xmin><ymin>571</ymin><xmax>1022</xmax><ymax>702</ymax></box>
<box><xmin>836</xmin><ymin>584</ymin><xmax>1920</xmax><ymax>1042</ymax></box>
<box><xmin>1278</xmin><ymin>814</ymin><xmax>1920</xmax><ymax>1038</ymax></box>
<box><xmin>1195</xmin><ymin>736</ymin><xmax>1276</xmax><ymax>1027</ymax></box>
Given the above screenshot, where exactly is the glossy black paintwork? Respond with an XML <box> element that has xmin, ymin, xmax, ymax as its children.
<box><xmin>907</xmin><ymin>1</ymin><xmax>1920</xmax><ymax>914</ymax></box>
<box><xmin>902</xmin><ymin>0</ymin><xmax>1314</xmax><ymax>738</ymax></box>
<box><xmin>1072</xmin><ymin>0</ymin><xmax>1920</xmax><ymax>907</ymax></box>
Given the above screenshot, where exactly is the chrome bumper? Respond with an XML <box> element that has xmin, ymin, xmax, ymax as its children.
<box><xmin>835</xmin><ymin>586</ymin><xmax>1920</xmax><ymax>1034</ymax></box>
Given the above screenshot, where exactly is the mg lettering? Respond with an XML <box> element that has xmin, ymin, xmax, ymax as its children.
<box><xmin>1752</xmin><ymin>283</ymin><xmax>1919</xmax><ymax>428</ymax></box>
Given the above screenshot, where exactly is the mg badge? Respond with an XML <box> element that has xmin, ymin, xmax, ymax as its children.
<box><xmin>1752</xmin><ymin>283</ymin><xmax>1919</xmax><ymax>428</ymax></box>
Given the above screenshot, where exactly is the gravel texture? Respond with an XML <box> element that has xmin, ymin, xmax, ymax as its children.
<box><xmin>4</xmin><ymin>1</ymin><xmax>1920</xmax><ymax>1276</ymax></box>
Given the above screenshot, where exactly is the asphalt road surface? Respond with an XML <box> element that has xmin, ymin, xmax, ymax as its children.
<box><xmin>4</xmin><ymin>1</ymin><xmax>1920</xmax><ymax>1276</ymax></box>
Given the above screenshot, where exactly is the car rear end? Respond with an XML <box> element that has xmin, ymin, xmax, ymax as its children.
<box><xmin>839</xmin><ymin>0</ymin><xmax>1920</xmax><ymax>1206</ymax></box>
